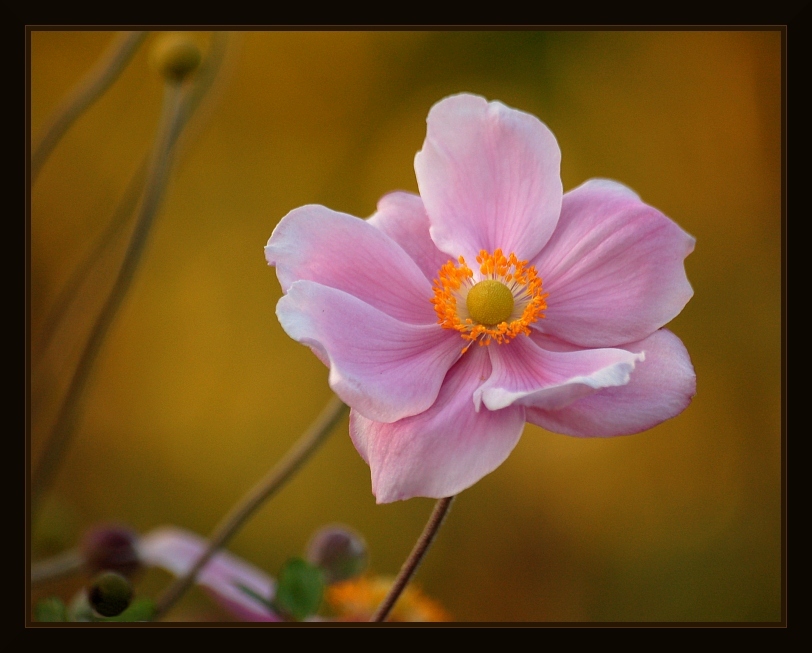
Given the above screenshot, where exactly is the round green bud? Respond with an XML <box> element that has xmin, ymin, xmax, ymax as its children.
<box><xmin>88</xmin><ymin>571</ymin><xmax>133</xmax><ymax>618</ymax></box>
<box><xmin>305</xmin><ymin>525</ymin><xmax>368</xmax><ymax>584</ymax></box>
<box><xmin>151</xmin><ymin>34</ymin><xmax>202</xmax><ymax>82</ymax></box>
<box><xmin>466</xmin><ymin>279</ymin><xmax>514</xmax><ymax>326</ymax></box>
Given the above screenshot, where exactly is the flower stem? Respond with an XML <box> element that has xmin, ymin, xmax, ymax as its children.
<box><xmin>31</xmin><ymin>32</ymin><xmax>230</xmax><ymax>372</ymax></box>
<box><xmin>31</xmin><ymin>80</ymin><xmax>188</xmax><ymax>514</ymax></box>
<box><xmin>152</xmin><ymin>395</ymin><xmax>348</xmax><ymax>621</ymax></box>
<box><xmin>371</xmin><ymin>496</ymin><xmax>455</xmax><ymax>623</ymax></box>
<box><xmin>31</xmin><ymin>159</ymin><xmax>148</xmax><ymax>372</ymax></box>
<box><xmin>31</xmin><ymin>31</ymin><xmax>147</xmax><ymax>183</ymax></box>
<box><xmin>30</xmin><ymin>548</ymin><xmax>84</xmax><ymax>585</ymax></box>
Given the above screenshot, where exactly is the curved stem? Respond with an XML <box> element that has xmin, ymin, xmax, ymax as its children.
<box><xmin>32</xmin><ymin>32</ymin><xmax>230</xmax><ymax>371</ymax></box>
<box><xmin>31</xmin><ymin>159</ymin><xmax>148</xmax><ymax>371</ymax></box>
<box><xmin>31</xmin><ymin>35</ymin><xmax>230</xmax><ymax>508</ymax></box>
<box><xmin>371</xmin><ymin>496</ymin><xmax>455</xmax><ymax>623</ymax></box>
<box><xmin>31</xmin><ymin>81</ymin><xmax>187</xmax><ymax>513</ymax></box>
<box><xmin>152</xmin><ymin>395</ymin><xmax>348</xmax><ymax>621</ymax></box>
<box><xmin>30</xmin><ymin>548</ymin><xmax>83</xmax><ymax>585</ymax></box>
<box><xmin>31</xmin><ymin>31</ymin><xmax>147</xmax><ymax>182</ymax></box>
<box><xmin>170</xmin><ymin>32</ymin><xmax>231</xmax><ymax>147</ymax></box>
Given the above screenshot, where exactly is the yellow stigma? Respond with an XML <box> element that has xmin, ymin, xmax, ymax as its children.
<box><xmin>466</xmin><ymin>280</ymin><xmax>514</xmax><ymax>326</ymax></box>
<box><xmin>430</xmin><ymin>249</ymin><xmax>548</xmax><ymax>352</ymax></box>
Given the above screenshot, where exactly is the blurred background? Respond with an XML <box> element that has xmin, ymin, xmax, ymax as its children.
<box><xmin>29</xmin><ymin>30</ymin><xmax>782</xmax><ymax>622</ymax></box>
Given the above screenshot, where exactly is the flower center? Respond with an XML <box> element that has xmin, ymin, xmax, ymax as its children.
<box><xmin>466</xmin><ymin>280</ymin><xmax>514</xmax><ymax>326</ymax></box>
<box><xmin>431</xmin><ymin>249</ymin><xmax>548</xmax><ymax>351</ymax></box>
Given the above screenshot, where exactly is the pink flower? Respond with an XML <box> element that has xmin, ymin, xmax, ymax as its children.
<box><xmin>138</xmin><ymin>527</ymin><xmax>281</xmax><ymax>621</ymax></box>
<box><xmin>265</xmin><ymin>93</ymin><xmax>696</xmax><ymax>503</ymax></box>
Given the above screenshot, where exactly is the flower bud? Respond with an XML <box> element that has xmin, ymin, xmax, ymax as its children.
<box><xmin>305</xmin><ymin>525</ymin><xmax>368</xmax><ymax>584</ymax></box>
<box><xmin>88</xmin><ymin>571</ymin><xmax>134</xmax><ymax>618</ymax></box>
<box><xmin>80</xmin><ymin>524</ymin><xmax>141</xmax><ymax>577</ymax></box>
<box><xmin>151</xmin><ymin>33</ymin><xmax>202</xmax><ymax>82</ymax></box>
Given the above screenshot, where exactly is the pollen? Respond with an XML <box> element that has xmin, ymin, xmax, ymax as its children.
<box><xmin>431</xmin><ymin>249</ymin><xmax>548</xmax><ymax>351</ymax></box>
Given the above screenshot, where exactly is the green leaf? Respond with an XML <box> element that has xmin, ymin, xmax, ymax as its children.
<box><xmin>272</xmin><ymin>557</ymin><xmax>325</xmax><ymax>621</ymax></box>
<box><xmin>35</xmin><ymin>597</ymin><xmax>67</xmax><ymax>622</ymax></box>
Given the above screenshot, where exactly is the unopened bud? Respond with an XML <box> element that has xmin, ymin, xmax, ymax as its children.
<box><xmin>80</xmin><ymin>524</ymin><xmax>141</xmax><ymax>577</ymax></box>
<box><xmin>151</xmin><ymin>34</ymin><xmax>201</xmax><ymax>82</ymax></box>
<box><xmin>305</xmin><ymin>525</ymin><xmax>368</xmax><ymax>584</ymax></box>
<box><xmin>88</xmin><ymin>571</ymin><xmax>133</xmax><ymax>618</ymax></box>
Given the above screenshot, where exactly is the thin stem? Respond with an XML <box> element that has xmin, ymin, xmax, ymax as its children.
<box><xmin>371</xmin><ymin>496</ymin><xmax>455</xmax><ymax>623</ymax></box>
<box><xmin>32</xmin><ymin>33</ymin><xmax>230</xmax><ymax>370</ymax></box>
<box><xmin>152</xmin><ymin>395</ymin><xmax>348</xmax><ymax>621</ymax></box>
<box><xmin>32</xmin><ymin>81</ymin><xmax>187</xmax><ymax>513</ymax></box>
<box><xmin>30</xmin><ymin>548</ymin><xmax>83</xmax><ymax>585</ymax></box>
<box><xmin>32</xmin><ymin>159</ymin><xmax>148</xmax><ymax>370</ymax></box>
<box><xmin>170</xmin><ymin>32</ymin><xmax>231</xmax><ymax>147</ymax></box>
<box><xmin>31</xmin><ymin>31</ymin><xmax>147</xmax><ymax>182</ymax></box>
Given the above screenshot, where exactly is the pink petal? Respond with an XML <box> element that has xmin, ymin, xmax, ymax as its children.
<box><xmin>350</xmin><ymin>346</ymin><xmax>526</xmax><ymax>503</ymax></box>
<box><xmin>277</xmin><ymin>281</ymin><xmax>462</xmax><ymax>423</ymax></box>
<box><xmin>266</xmin><ymin>204</ymin><xmax>436</xmax><ymax>325</ymax></box>
<box><xmin>366</xmin><ymin>191</ymin><xmax>452</xmax><ymax>282</ymax></box>
<box><xmin>477</xmin><ymin>335</ymin><xmax>643</xmax><ymax>412</ymax></box>
<box><xmin>526</xmin><ymin>329</ymin><xmax>696</xmax><ymax>437</ymax></box>
<box><xmin>532</xmin><ymin>179</ymin><xmax>695</xmax><ymax>348</ymax></box>
<box><xmin>138</xmin><ymin>527</ymin><xmax>280</xmax><ymax>622</ymax></box>
<box><xmin>414</xmin><ymin>93</ymin><xmax>563</xmax><ymax>264</ymax></box>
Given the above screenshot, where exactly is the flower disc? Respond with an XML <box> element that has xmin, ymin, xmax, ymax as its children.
<box><xmin>466</xmin><ymin>280</ymin><xmax>514</xmax><ymax>326</ymax></box>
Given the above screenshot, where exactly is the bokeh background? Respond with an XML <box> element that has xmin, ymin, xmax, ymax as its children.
<box><xmin>29</xmin><ymin>30</ymin><xmax>782</xmax><ymax>622</ymax></box>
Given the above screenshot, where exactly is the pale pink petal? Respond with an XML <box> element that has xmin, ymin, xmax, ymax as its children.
<box><xmin>532</xmin><ymin>179</ymin><xmax>695</xmax><ymax>347</ymax></box>
<box><xmin>350</xmin><ymin>347</ymin><xmax>526</xmax><ymax>503</ymax></box>
<box><xmin>414</xmin><ymin>93</ymin><xmax>562</xmax><ymax>264</ymax></box>
<box><xmin>277</xmin><ymin>281</ymin><xmax>462</xmax><ymax>423</ymax></box>
<box><xmin>526</xmin><ymin>329</ymin><xmax>696</xmax><ymax>437</ymax></box>
<box><xmin>138</xmin><ymin>527</ymin><xmax>280</xmax><ymax>622</ymax></box>
<box><xmin>266</xmin><ymin>204</ymin><xmax>435</xmax><ymax>325</ymax></box>
<box><xmin>477</xmin><ymin>335</ymin><xmax>643</xmax><ymax>412</ymax></box>
<box><xmin>366</xmin><ymin>191</ymin><xmax>452</xmax><ymax>282</ymax></box>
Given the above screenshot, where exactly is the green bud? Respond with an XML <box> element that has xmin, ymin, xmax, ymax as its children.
<box><xmin>104</xmin><ymin>598</ymin><xmax>156</xmax><ymax>622</ymax></box>
<box><xmin>151</xmin><ymin>34</ymin><xmax>202</xmax><ymax>82</ymax></box>
<box><xmin>88</xmin><ymin>571</ymin><xmax>133</xmax><ymax>618</ymax></box>
<box><xmin>35</xmin><ymin>597</ymin><xmax>67</xmax><ymax>622</ymax></box>
<box><xmin>306</xmin><ymin>524</ymin><xmax>368</xmax><ymax>584</ymax></box>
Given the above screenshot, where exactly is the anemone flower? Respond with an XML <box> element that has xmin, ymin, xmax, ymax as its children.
<box><xmin>138</xmin><ymin>527</ymin><xmax>280</xmax><ymax>622</ymax></box>
<box><xmin>266</xmin><ymin>93</ymin><xmax>696</xmax><ymax>503</ymax></box>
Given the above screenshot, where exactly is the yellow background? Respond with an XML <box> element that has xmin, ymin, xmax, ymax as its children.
<box><xmin>30</xmin><ymin>30</ymin><xmax>782</xmax><ymax>622</ymax></box>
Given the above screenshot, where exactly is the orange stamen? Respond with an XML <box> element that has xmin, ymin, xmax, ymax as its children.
<box><xmin>430</xmin><ymin>249</ymin><xmax>548</xmax><ymax>352</ymax></box>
